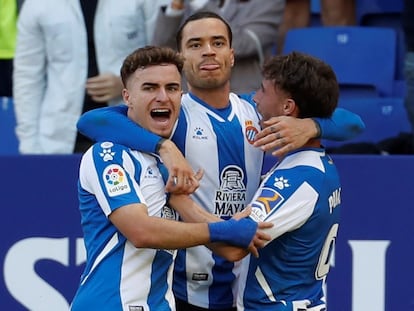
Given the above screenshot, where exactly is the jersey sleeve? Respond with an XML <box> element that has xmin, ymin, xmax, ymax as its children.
<box><xmin>249</xmin><ymin>168</ymin><xmax>319</xmax><ymax>241</ymax></box>
<box><xmin>314</xmin><ymin>107</ymin><xmax>366</xmax><ymax>141</ymax></box>
<box><xmin>79</xmin><ymin>142</ymin><xmax>144</xmax><ymax>216</ymax></box>
<box><xmin>77</xmin><ymin>105</ymin><xmax>162</xmax><ymax>153</ymax></box>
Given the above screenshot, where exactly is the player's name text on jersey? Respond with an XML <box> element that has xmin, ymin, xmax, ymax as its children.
<box><xmin>328</xmin><ymin>187</ymin><xmax>341</xmax><ymax>214</ymax></box>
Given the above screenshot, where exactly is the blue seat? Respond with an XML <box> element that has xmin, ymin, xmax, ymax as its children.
<box><xmin>356</xmin><ymin>0</ymin><xmax>405</xmax><ymax>81</ymax></box>
<box><xmin>0</xmin><ymin>97</ymin><xmax>19</xmax><ymax>154</ymax></box>
<box><xmin>310</xmin><ymin>0</ymin><xmax>322</xmax><ymax>26</ymax></box>
<box><xmin>356</xmin><ymin>0</ymin><xmax>403</xmax><ymax>25</ymax></box>
<box><xmin>283</xmin><ymin>26</ymin><xmax>397</xmax><ymax>98</ymax></box>
<box><xmin>322</xmin><ymin>97</ymin><xmax>411</xmax><ymax>149</ymax></box>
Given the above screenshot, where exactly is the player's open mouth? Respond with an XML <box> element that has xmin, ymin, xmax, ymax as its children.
<box><xmin>151</xmin><ymin>108</ymin><xmax>171</xmax><ymax>121</ymax></box>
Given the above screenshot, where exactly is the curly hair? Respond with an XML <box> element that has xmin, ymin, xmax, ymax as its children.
<box><xmin>262</xmin><ymin>51</ymin><xmax>339</xmax><ymax>118</ymax></box>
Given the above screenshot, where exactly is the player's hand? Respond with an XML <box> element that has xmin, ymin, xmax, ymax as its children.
<box><xmin>254</xmin><ymin>116</ymin><xmax>318</xmax><ymax>158</ymax></box>
<box><xmin>159</xmin><ymin>139</ymin><xmax>202</xmax><ymax>194</ymax></box>
<box><xmin>86</xmin><ymin>73</ymin><xmax>123</xmax><ymax>102</ymax></box>
<box><xmin>166</xmin><ymin>168</ymin><xmax>203</xmax><ymax>194</ymax></box>
<box><xmin>233</xmin><ymin>207</ymin><xmax>273</xmax><ymax>258</ymax></box>
<box><xmin>247</xmin><ymin>221</ymin><xmax>273</xmax><ymax>257</ymax></box>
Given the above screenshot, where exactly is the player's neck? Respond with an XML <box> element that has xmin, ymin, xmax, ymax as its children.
<box><xmin>305</xmin><ymin>139</ymin><xmax>321</xmax><ymax>148</ymax></box>
<box><xmin>189</xmin><ymin>84</ymin><xmax>231</xmax><ymax>109</ymax></box>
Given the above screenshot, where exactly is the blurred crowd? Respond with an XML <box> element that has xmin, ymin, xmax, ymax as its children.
<box><xmin>0</xmin><ymin>0</ymin><xmax>412</xmax><ymax>155</ymax></box>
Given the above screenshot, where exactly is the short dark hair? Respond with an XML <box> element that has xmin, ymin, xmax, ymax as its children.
<box><xmin>262</xmin><ymin>51</ymin><xmax>339</xmax><ymax>118</ymax></box>
<box><xmin>120</xmin><ymin>46</ymin><xmax>184</xmax><ymax>86</ymax></box>
<box><xmin>175</xmin><ymin>11</ymin><xmax>233</xmax><ymax>51</ymax></box>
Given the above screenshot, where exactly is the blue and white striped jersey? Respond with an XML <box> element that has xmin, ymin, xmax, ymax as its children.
<box><xmin>171</xmin><ymin>93</ymin><xmax>264</xmax><ymax>309</ymax></box>
<box><xmin>71</xmin><ymin>142</ymin><xmax>177</xmax><ymax>311</ymax></box>
<box><xmin>237</xmin><ymin>148</ymin><xmax>341</xmax><ymax>311</ymax></box>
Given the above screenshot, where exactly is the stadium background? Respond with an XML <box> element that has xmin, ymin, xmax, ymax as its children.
<box><xmin>1</xmin><ymin>154</ymin><xmax>413</xmax><ymax>310</ymax></box>
<box><xmin>1</xmin><ymin>0</ymin><xmax>414</xmax><ymax>310</ymax></box>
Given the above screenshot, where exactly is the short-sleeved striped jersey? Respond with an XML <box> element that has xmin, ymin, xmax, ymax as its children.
<box><xmin>171</xmin><ymin>93</ymin><xmax>264</xmax><ymax>309</ymax></box>
<box><xmin>237</xmin><ymin>148</ymin><xmax>341</xmax><ymax>311</ymax></box>
<box><xmin>71</xmin><ymin>142</ymin><xmax>177</xmax><ymax>311</ymax></box>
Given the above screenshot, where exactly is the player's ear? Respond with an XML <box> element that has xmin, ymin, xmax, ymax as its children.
<box><xmin>284</xmin><ymin>98</ymin><xmax>296</xmax><ymax>116</ymax></box>
<box><xmin>230</xmin><ymin>48</ymin><xmax>235</xmax><ymax>67</ymax></box>
<box><xmin>122</xmin><ymin>89</ymin><xmax>132</xmax><ymax>107</ymax></box>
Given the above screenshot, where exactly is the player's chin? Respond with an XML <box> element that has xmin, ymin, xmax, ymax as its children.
<box><xmin>150</xmin><ymin>122</ymin><xmax>174</xmax><ymax>138</ymax></box>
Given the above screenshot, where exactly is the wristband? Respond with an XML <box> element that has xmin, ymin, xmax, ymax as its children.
<box><xmin>208</xmin><ymin>218</ymin><xmax>258</xmax><ymax>248</ymax></box>
<box><xmin>155</xmin><ymin>138</ymin><xmax>167</xmax><ymax>154</ymax></box>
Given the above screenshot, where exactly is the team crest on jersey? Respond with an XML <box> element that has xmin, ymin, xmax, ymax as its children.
<box><xmin>250</xmin><ymin>188</ymin><xmax>284</xmax><ymax>221</ymax></box>
<box><xmin>192</xmin><ymin>126</ymin><xmax>208</xmax><ymax>140</ymax></box>
<box><xmin>214</xmin><ymin>165</ymin><xmax>247</xmax><ymax>217</ymax></box>
<box><xmin>99</xmin><ymin>142</ymin><xmax>116</xmax><ymax>162</ymax></box>
<box><xmin>245</xmin><ymin>120</ymin><xmax>259</xmax><ymax>144</ymax></box>
<box><xmin>103</xmin><ymin>164</ymin><xmax>131</xmax><ymax>197</ymax></box>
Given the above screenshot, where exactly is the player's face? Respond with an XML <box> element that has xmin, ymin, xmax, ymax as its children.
<box><xmin>254</xmin><ymin>79</ymin><xmax>292</xmax><ymax>127</ymax></box>
<box><xmin>180</xmin><ymin>18</ymin><xmax>234</xmax><ymax>90</ymax></box>
<box><xmin>122</xmin><ymin>64</ymin><xmax>182</xmax><ymax>138</ymax></box>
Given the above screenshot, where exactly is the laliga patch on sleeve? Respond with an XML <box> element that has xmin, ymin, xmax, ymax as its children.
<box><xmin>103</xmin><ymin>164</ymin><xmax>131</xmax><ymax>197</ymax></box>
<box><xmin>250</xmin><ymin>187</ymin><xmax>284</xmax><ymax>222</ymax></box>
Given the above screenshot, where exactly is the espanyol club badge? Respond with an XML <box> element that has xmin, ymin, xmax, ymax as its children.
<box><xmin>245</xmin><ymin>120</ymin><xmax>259</xmax><ymax>144</ymax></box>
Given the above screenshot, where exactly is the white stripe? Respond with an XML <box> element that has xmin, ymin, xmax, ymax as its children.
<box><xmin>307</xmin><ymin>304</ymin><xmax>326</xmax><ymax>311</ymax></box>
<box><xmin>254</xmin><ymin>266</ymin><xmax>276</xmax><ymax>302</ymax></box>
<box><xmin>80</xmin><ymin>233</ymin><xmax>119</xmax><ymax>285</ymax></box>
<box><xmin>292</xmin><ymin>299</ymin><xmax>326</xmax><ymax>311</ymax></box>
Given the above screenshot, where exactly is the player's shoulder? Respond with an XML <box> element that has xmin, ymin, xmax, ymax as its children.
<box><xmin>232</xmin><ymin>92</ymin><xmax>256</xmax><ymax>106</ymax></box>
<box><xmin>230</xmin><ymin>92</ymin><xmax>259</xmax><ymax>119</ymax></box>
<box><xmin>271</xmin><ymin>150</ymin><xmax>327</xmax><ymax>182</ymax></box>
<box><xmin>85</xmin><ymin>141</ymin><xmax>131</xmax><ymax>163</ymax></box>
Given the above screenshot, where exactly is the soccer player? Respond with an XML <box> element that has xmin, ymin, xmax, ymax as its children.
<box><xmin>70</xmin><ymin>46</ymin><xmax>271</xmax><ymax>311</ymax></box>
<box><xmin>237</xmin><ymin>51</ymin><xmax>342</xmax><ymax>310</ymax></box>
<box><xmin>76</xmin><ymin>12</ymin><xmax>363</xmax><ymax>311</ymax></box>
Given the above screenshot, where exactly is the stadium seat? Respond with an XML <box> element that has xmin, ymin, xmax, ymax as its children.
<box><xmin>356</xmin><ymin>0</ymin><xmax>403</xmax><ymax>25</ymax></box>
<box><xmin>0</xmin><ymin>97</ymin><xmax>19</xmax><ymax>154</ymax></box>
<box><xmin>356</xmin><ymin>0</ymin><xmax>405</xmax><ymax>82</ymax></box>
<box><xmin>283</xmin><ymin>26</ymin><xmax>397</xmax><ymax>98</ymax></box>
<box><xmin>310</xmin><ymin>0</ymin><xmax>322</xmax><ymax>26</ymax></box>
<box><xmin>322</xmin><ymin>97</ymin><xmax>411</xmax><ymax>150</ymax></box>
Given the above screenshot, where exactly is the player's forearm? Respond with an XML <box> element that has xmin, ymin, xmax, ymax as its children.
<box><xmin>315</xmin><ymin>107</ymin><xmax>365</xmax><ymax>141</ymax></box>
<box><xmin>169</xmin><ymin>194</ymin><xmax>219</xmax><ymax>223</ymax></box>
<box><xmin>77</xmin><ymin>105</ymin><xmax>160</xmax><ymax>152</ymax></box>
<box><xmin>207</xmin><ymin>243</ymin><xmax>249</xmax><ymax>262</ymax></box>
<box><xmin>169</xmin><ymin>194</ymin><xmax>251</xmax><ymax>261</ymax></box>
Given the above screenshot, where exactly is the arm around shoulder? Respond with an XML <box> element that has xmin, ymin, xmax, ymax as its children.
<box><xmin>76</xmin><ymin>105</ymin><xmax>161</xmax><ymax>153</ymax></box>
<box><xmin>315</xmin><ymin>107</ymin><xmax>366</xmax><ymax>141</ymax></box>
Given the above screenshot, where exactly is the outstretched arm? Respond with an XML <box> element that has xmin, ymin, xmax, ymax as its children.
<box><xmin>254</xmin><ymin>107</ymin><xmax>365</xmax><ymax>157</ymax></box>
